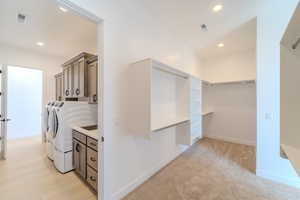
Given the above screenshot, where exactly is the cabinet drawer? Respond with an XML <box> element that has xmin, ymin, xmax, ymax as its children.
<box><xmin>87</xmin><ymin>137</ymin><xmax>98</xmax><ymax>150</ymax></box>
<box><xmin>87</xmin><ymin>147</ymin><xmax>98</xmax><ymax>171</ymax></box>
<box><xmin>87</xmin><ymin>166</ymin><xmax>98</xmax><ymax>191</ymax></box>
<box><xmin>73</xmin><ymin>130</ymin><xmax>86</xmax><ymax>144</ymax></box>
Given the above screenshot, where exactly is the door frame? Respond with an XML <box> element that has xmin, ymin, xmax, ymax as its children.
<box><xmin>0</xmin><ymin>64</ymin><xmax>8</xmax><ymax>159</ymax></box>
<box><xmin>52</xmin><ymin>1</ymin><xmax>104</xmax><ymax>199</ymax></box>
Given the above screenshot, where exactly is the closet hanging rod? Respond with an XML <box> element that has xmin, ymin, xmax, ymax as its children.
<box><xmin>202</xmin><ymin>79</ymin><xmax>256</xmax><ymax>86</ymax></box>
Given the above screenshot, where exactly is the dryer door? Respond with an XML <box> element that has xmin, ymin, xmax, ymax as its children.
<box><xmin>53</xmin><ymin>110</ymin><xmax>59</xmax><ymax>139</ymax></box>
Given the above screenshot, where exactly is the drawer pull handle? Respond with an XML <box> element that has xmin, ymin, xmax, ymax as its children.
<box><xmin>76</xmin><ymin>143</ymin><xmax>81</xmax><ymax>152</ymax></box>
<box><xmin>90</xmin><ymin>176</ymin><xmax>96</xmax><ymax>182</ymax></box>
<box><xmin>90</xmin><ymin>142</ymin><xmax>97</xmax><ymax>147</ymax></box>
<box><xmin>90</xmin><ymin>157</ymin><xmax>96</xmax><ymax>162</ymax></box>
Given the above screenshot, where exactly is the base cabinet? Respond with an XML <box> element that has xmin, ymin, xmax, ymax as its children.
<box><xmin>72</xmin><ymin>130</ymin><xmax>98</xmax><ymax>193</ymax></box>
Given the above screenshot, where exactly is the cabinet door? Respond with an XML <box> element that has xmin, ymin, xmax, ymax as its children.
<box><xmin>73</xmin><ymin>140</ymin><xmax>86</xmax><ymax>179</ymax></box>
<box><xmin>55</xmin><ymin>73</ymin><xmax>63</xmax><ymax>101</ymax></box>
<box><xmin>73</xmin><ymin>58</ymin><xmax>86</xmax><ymax>98</ymax></box>
<box><xmin>73</xmin><ymin>61</ymin><xmax>79</xmax><ymax>97</ymax></box>
<box><xmin>63</xmin><ymin>65</ymin><xmax>73</xmax><ymax>97</ymax></box>
<box><xmin>87</xmin><ymin>61</ymin><xmax>98</xmax><ymax>103</ymax></box>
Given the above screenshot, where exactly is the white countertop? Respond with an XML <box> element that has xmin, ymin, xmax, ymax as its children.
<box><xmin>71</xmin><ymin>123</ymin><xmax>98</xmax><ymax>140</ymax></box>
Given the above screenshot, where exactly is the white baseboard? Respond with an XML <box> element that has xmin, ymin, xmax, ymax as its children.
<box><xmin>112</xmin><ymin>146</ymin><xmax>188</xmax><ymax>200</ymax></box>
<box><xmin>205</xmin><ymin>135</ymin><xmax>256</xmax><ymax>146</ymax></box>
<box><xmin>256</xmin><ymin>169</ymin><xmax>300</xmax><ymax>189</ymax></box>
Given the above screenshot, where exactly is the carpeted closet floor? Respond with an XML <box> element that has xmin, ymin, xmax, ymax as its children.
<box><xmin>124</xmin><ymin>138</ymin><xmax>300</xmax><ymax>200</ymax></box>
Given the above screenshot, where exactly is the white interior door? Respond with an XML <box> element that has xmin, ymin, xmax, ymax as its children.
<box><xmin>0</xmin><ymin>65</ymin><xmax>8</xmax><ymax>159</ymax></box>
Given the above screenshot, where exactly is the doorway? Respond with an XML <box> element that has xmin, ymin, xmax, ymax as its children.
<box><xmin>7</xmin><ymin>66</ymin><xmax>43</xmax><ymax>140</ymax></box>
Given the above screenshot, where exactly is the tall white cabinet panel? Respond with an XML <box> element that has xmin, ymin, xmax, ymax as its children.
<box><xmin>189</xmin><ymin>77</ymin><xmax>203</xmax><ymax>143</ymax></box>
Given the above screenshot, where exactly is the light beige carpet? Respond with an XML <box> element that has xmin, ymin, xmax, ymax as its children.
<box><xmin>124</xmin><ymin>138</ymin><xmax>300</xmax><ymax>200</ymax></box>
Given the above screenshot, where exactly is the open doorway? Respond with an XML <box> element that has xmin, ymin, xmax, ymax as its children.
<box><xmin>7</xmin><ymin>66</ymin><xmax>43</xmax><ymax>140</ymax></box>
<box><xmin>199</xmin><ymin>18</ymin><xmax>257</xmax><ymax>173</ymax></box>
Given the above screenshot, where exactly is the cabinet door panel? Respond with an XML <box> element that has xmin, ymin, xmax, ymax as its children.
<box><xmin>72</xmin><ymin>58</ymin><xmax>86</xmax><ymax>98</ymax></box>
<box><xmin>78</xmin><ymin>59</ymin><xmax>86</xmax><ymax>97</ymax></box>
<box><xmin>68</xmin><ymin>65</ymin><xmax>73</xmax><ymax>97</ymax></box>
<box><xmin>73</xmin><ymin>140</ymin><xmax>86</xmax><ymax>179</ymax></box>
<box><xmin>73</xmin><ymin>61</ymin><xmax>79</xmax><ymax>97</ymax></box>
<box><xmin>63</xmin><ymin>65</ymin><xmax>74</xmax><ymax>97</ymax></box>
<box><xmin>88</xmin><ymin>61</ymin><xmax>98</xmax><ymax>103</ymax></box>
<box><xmin>55</xmin><ymin>74</ymin><xmax>63</xmax><ymax>100</ymax></box>
<box><xmin>63</xmin><ymin>67</ymin><xmax>69</xmax><ymax>97</ymax></box>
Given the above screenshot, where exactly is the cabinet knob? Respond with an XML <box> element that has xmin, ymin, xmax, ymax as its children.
<box><xmin>90</xmin><ymin>176</ymin><xmax>96</xmax><ymax>182</ymax></box>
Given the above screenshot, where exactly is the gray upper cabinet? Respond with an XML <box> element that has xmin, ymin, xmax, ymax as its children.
<box><xmin>55</xmin><ymin>73</ymin><xmax>63</xmax><ymax>101</ymax></box>
<box><xmin>62</xmin><ymin>53</ymin><xmax>96</xmax><ymax>99</ymax></box>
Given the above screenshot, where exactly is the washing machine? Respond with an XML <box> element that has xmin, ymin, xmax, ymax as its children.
<box><xmin>52</xmin><ymin>101</ymin><xmax>97</xmax><ymax>173</ymax></box>
<box><xmin>43</xmin><ymin>101</ymin><xmax>57</xmax><ymax>160</ymax></box>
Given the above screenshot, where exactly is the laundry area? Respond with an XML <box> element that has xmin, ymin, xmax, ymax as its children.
<box><xmin>0</xmin><ymin>0</ymin><xmax>99</xmax><ymax>199</ymax></box>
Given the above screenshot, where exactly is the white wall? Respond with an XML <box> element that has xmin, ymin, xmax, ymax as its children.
<box><xmin>203</xmin><ymin>82</ymin><xmax>256</xmax><ymax>146</ymax></box>
<box><xmin>202</xmin><ymin>49</ymin><xmax>256</xmax><ymax>83</ymax></box>
<box><xmin>63</xmin><ymin>1</ymin><xmax>202</xmax><ymax>199</ymax></box>
<box><xmin>200</xmin><ymin>49</ymin><xmax>256</xmax><ymax>146</ymax></box>
<box><xmin>257</xmin><ymin>0</ymin><xmax>300</xmax><ymax>188</ymax></box>
<box><xmin>0</xmin><ymin>43</ymin><xmax>64</xmax><ymax>105</ymax></box>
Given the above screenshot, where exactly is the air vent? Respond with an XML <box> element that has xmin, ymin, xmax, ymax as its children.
<box><xmin>17</xmin><ymin>13</ymin><xmax>27</xmax><ymax>23</ymax></box>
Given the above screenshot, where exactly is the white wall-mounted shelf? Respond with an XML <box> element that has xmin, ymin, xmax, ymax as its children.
<box><xmin>152</xmin><ymin>118</ymin><xmax>190</xmax><ymax>132</ymax></box>
<box><xmin>129</xmin><ymin>59</ymin><xmax>203</xmax><ymax>146</ymax></box>
<box><xmin>202</xmin><ymin>111</ymin><xmax>214</xmax><ymax>116</ymax></box>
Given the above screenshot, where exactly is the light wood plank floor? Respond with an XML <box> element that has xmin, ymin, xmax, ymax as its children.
<box><xmin>0</xmin><ymin>136</ymin><xmax>96</xmax><ymax>200</ymax></box>
<box><xmin>124</xmin><ymin>138</ymin><xmax>300</xmax><ymax>200</ymax></box>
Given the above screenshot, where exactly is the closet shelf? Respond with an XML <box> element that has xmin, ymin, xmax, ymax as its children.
<box><xmin>281</xmin><ymin>144</ymin><xmax>300</xmax><ymax>176</ymax></box>
<box><xmin>152</xmin><ymin>118</ymin><xmax>190</xmax><ymax>132</ymax></box>
<box><xmin>202</xmin><ymin>111</ymin><xmax>214</xmax><ymax>116</ymax></box>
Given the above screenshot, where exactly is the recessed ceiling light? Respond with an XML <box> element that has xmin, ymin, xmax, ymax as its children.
<box><xmin>213</xmin><ymin>4</ymin><xmax>223</xmax><ymax>12</ymax></box>
<box><xmin>218</xmin><ymin>43</ymin><xmax>224</xmax><ymax>48</ymax></box>
<box><xmin>36</xmin><ymin>42</ymin><xmax>44</xmax><ymax>47</ymax></box>
<box><xmin>59</xmin><ymin>6</ymin><xmax>68</xmax><ymax>12</ymax></box>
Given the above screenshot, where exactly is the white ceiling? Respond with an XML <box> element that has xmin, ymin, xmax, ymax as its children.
<box><xmin>0</xmin><ymin>0</ymin><xmax>97</xmax><ymax>59</ymax></box>
<box><xmin>0</xmin><ymin>0</ymin><xmax>259</xmax><ymax>61</ymax></box>
<box><xmin>281</xmin><ymin>3</ymin><xmax>300</xmax><ymax>58</ymax></box>
<box><xmin>142</xmin><ymin>0</ymin><xmax>258</xmax><ymax>49</ymax></box>
<box><xmin>198</xmin><ymin>18</ymin><xmax>257</xmax><ymax>60</ymax></box>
